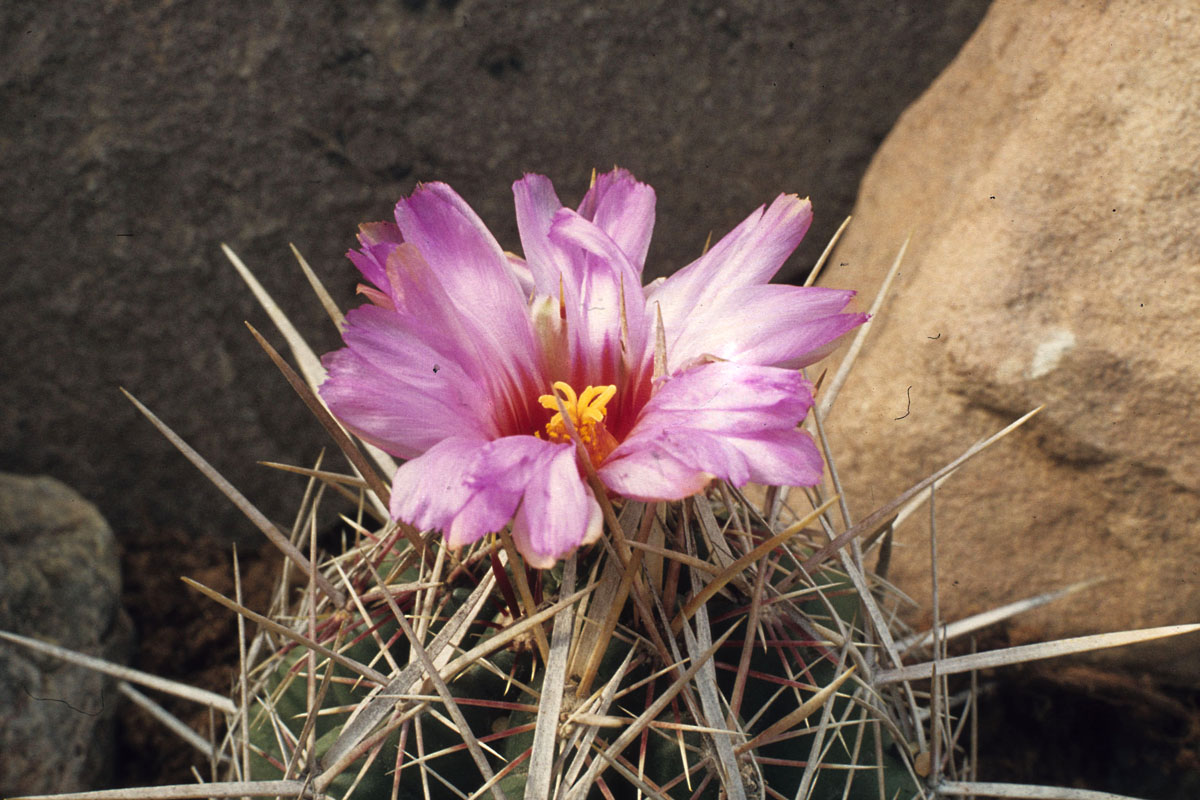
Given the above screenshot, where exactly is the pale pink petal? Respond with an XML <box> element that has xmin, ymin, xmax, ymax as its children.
<box><xmin>346</xmin><ymin>221</ymin><xmax>404</xmax><ymax>294</ymax></box>
<box><xmin>393</xmin><ymin>183</ymin><xmax>539</xmax><ymax>371</ymax></box>
<box><xmin>321</xmin><ymin>306</ymin><xmax>492</xmax><ymax>459</ymax></box>
<box><xmin>379</xmin><ymin>241</ymin><xmax>544</xmax><ymax>436</ymax></box>
<box><xmin>598</xmin><ymin>361</ymin><xmax>821</xmax><ymax>499</ymax></box>
<box><xmin>646</xmin><ymin>194</ymin><xmax>813</xmax><ymax>347</ymax></box>
<box><xmin>509</xmin><ymin>446</ymin><xmax>602</xmax><ymax>567</ymax></box>
<box><xmin>391</xmin><ymin>435</ymin><xmax>588</xmax><ymax>555</ymax></box>
<box><xmin>667</xmin><ymin>285</ymin><xmax>867</xmax><ymax>370</ymax></box>
<box><xmin>577</xmin><ymin>168</ymin><xmax>656</xmax><ymax>272</ymax></box>
<box><xmin>549</xmin><ymin>208</ymin><xmax>652</xmax><ymax>384</ymax></box>
<box><xmin>515</xmin><ymin>176</ymin><xmax>649</xmax><ymax>390</ymax></box>
<box><xmin>597</xmin><ymin>436</ymin><xmax>718</xmax><ymax>501</ymax></box>
<box><xmin>631</xmin><ymin>360</ymin><xmax>814</xmax><ymax>430</ymax></box>
<box><xmin>513</xmin><ymin>174</ymin><xmax>573</xmax><ymax>296</ymax></box>
<box><xmin>505</xmin><ymin>252</ymin><xmax>536</xmax><ymax>297</ymax></box>
<box><xmin>323</xmin><ymin>237</ymin><xmax>548</xmax><ymax>446</ymax></box>
<box><xmin>390</xmin><ymin>437</ymin><xmax>492</xmax><ymax>537</ymax></box>
<box><xmin>727</xmin><ymin>428</ymin><xmax>825</xmax><ymax>488</ymax></box>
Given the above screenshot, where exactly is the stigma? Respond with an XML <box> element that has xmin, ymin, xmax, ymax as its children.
<box><xmin>537</xmin><ymin>381</ymin><xmax>619</xmax><ymax>466</ymax></box>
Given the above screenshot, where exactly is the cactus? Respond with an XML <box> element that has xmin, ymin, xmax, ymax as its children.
<box><xmin>235</xmin><ymin>482</ymin><xmax>926</xmax><ymax>800</ymax></box>
<box><xmin>8</xmin><ymin>177</ymin><xmax>1196</xmax><ymax>800</ymax></box>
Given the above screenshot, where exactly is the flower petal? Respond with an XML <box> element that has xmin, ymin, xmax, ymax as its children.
<box><xmin>393</xmin><ymin>182</ymin><xmax>538</xmax><ymax>368</ymax></box>
<box><xmin>323</xmin><ymin>237</ymin><xmax>549</xmax><ymax>450</ymax></box>
<box><xmin>548</xmin><ymin>208</ymin><xmax>652</xmax><ymax>384</ymax></box>
<box><xmin>321</xmin><ymin>305</ymin><xmax>492</xmax><ymax>459</ymax></box>
<box><xmin>513</xmin><ymin>173</ymin><xmax>574</xmax><ymax>297</ymax></box>
<box><xmin>346</xmin><ymin>221</ymin><xmax>404</xmax><ymax>296</ymax></box>
<box><xmin>389</xmin><ymin>437</ymin><xmax>493</xmax><ymax>538</ymax></box>
<box><xmin>390</xmin><ymin>435</ymin><xmax>598</xmax><ymax>565</ymax></box>
<box><xmin>667</xmin><ymin>285</ymin><xmax>867</xmax><ymax>370</ymax></box>
<box><xmin>599</xmin><ymin>361</ymin><xmax>822</xmax><ymax>498</ymax></box>
<box><xmin>509</xmin><ymin>446</ymin><xmax>602</xmax><ymax>568</ymax></box>
<box><xmin>646</xmin><ymin>193</ymin><xmax>813</xmax><ymax>350</ymax></box>
<box><xmin>577</xmin><ymin>168</ymin><xmax>656</xmax><ymax>273</ymax></box>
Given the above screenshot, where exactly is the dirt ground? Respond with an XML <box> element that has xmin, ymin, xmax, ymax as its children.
<box><xmin>116</xmin><ymin>525</ymin><xmax>279</xmax><ymax>788</ymax></box>
<box><xmin>115</xmin><ymin>529</ymin><xmax>1200</xmax><ymax>798</ymax></box>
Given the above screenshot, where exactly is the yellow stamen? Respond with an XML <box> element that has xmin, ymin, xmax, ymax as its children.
<box><xmin>537</xmin><ymin>381</ymin><xmax>618</xmax><ymax>464</ymax></box>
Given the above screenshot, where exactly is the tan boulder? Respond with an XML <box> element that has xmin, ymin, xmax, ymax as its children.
<box><xmin>818</xmin><ymin>0</ymin><xmax>1200</xmax><ymax>683</ymax></box>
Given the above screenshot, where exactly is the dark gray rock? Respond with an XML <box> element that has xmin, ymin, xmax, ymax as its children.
<box><xmin>0</xmin><ymin>472</ymin><xmax>132</xmax><ymax>796</ymax></box>
<box><xmin>0</xmin><ymin>1</ymin><xmax>990</xmax><ymax>543</ymax></box>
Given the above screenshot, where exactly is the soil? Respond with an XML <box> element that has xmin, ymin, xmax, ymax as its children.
<box><xmin>116</xmin><ymin>525</ymin><xmax>279</xmax><ymax>788</ymax></box>
<box><xmin>975</xmin><ymin>665</ymin><xmax>1200</xmax><ymax>799</ymax></box>
<box><xmin>114</xmin><ymin>531</ymin><xmax>1200</xmax><ymax>797</ymax></box>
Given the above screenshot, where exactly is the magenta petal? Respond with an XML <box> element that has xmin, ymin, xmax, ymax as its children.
<box><xmin>577</xmin><ymin>168</ymin><xmax>657</xmax><ymax>272</ymax></box>
<box><xmin>599</xmin><ymin>361</ymin><xmax>821</xmax><ymax>499</ymax></box>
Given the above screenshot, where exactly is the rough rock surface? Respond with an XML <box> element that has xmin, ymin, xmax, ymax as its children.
<box><xmin>0</xmin><ymin>1</ymin><xmax>989</xmax><ymax>544</ymax></box>
<box><xmin>0</xmin><ymin>472</ymin><xmax>133</xmax><ymax>796</ymax></box>
<box><xmin>819</xmin><ymin>0</ymin><xmax>1200</xmax><ymax>682</ymax></box>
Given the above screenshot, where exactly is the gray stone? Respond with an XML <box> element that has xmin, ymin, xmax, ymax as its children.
<box><xmin>1</xmin><ymin>0</ymin><xmax>990</xmax><ymax>544</ymax></box>
<box><xmin>0</xmin><ymin>472</ymin><xmax>132</xmax><ymax>796</ymax></box>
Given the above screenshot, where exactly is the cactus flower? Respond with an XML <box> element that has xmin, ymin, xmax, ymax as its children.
<box><xmin>320</xmin><ymin>169</ymin><xmax>866</xmax><ymax>567</ymax></box>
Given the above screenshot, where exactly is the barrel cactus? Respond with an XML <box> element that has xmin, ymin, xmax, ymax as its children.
<box><xmin>83</xmin><ymin>167</ymin><xmax>1196</xmax><ymax>800</ymax></box>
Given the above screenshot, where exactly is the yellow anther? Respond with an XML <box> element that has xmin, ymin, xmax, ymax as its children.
<box><xmin>537</xmin><ymin>381</ymin><xmax>618</xmax><ymax>464</ymax></box>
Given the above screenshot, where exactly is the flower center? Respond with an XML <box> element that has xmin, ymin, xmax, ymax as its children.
<box><xmin>537</xmin><ymin>381</ymin><xmax>619</xmax><ymax>466</ymax></box>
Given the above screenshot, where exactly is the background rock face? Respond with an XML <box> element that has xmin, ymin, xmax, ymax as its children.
<box><xmin>0</xmin><ymin>473</ymin><xmax>132</xmax><ymax>796</ymax></box>
<box><xmin>1</xmin><ymin>1</ymin><xmax>989</xmax><ymax>544</ymax></box>
<box><xmin>820</xmin><ymin>0</ymin><xmax>1200</xmax><ymax>682</ymax></box>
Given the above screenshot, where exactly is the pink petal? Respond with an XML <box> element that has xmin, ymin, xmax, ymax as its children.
<box><xmin>321</xmin><ymin>305</ymin><xmax>492</xmax><ymax>459</ymax></box>
<box><xmin>390</xmin><ymin>437</ymin><xmax>492</xmax><ymax>539</ymax></box>
<box><xmin>598</xmin><ymin>361</ymin><xmax>822</xmax><ymax>499</ymax></box>
<box><xmin>646</xmin><ymin>194</ymin><xmax>813</xmax><ymax>345</ymax></box>
<box><xmin>667</xmin><ymin>285</ymin><xmax>867</xmax><ymax>370</ymax></box>
<box><xmin>346</xmin><ymin>222</ymin><xmax>405</xmax><ymax>300</ymax></box>
<box><xmin>505</xmin><ymin>252</ymin><xmax>536</xmax><ymax>297</ymax></box>
<box><xmin>379</xmin><ymin>238</ymin><xmax>543</xmax><ymax>436</ymax></box>
<box><xmin>548</xmin><ymin>208</ymin><xmax>652</xmax><ymax>383</ymax></box>
<box><xmin>390</xmin><ymin>435</ymin><xmax>598</xmax><ymax>565</ymax></box>
<box><xmin>634</xmin><ymin>359</ymin><xmax>814</xmax><ymax>428</ymax></box>
<box><xmin>577</xmin><ymin>168</ymin><xmax>656</xmax><ymax>272</ymax></box>
<box><xmin>393</xmin><ymin>183</ymin><xmax>538</xmax><ymax>367</ymax></box>
<box><xmin>513</xmin><ymin>173</ymin><xmax>573</xmax><ymax>296</ymax></box>
<box><xmin>510</xmin><ymin>449</ymin><xmax>603</xmax><ymax>568</ymax></box>
<box><xmin>597</xmin><ymin>440</ymin><xmax>717</xmax><ymax>501</ymax></box>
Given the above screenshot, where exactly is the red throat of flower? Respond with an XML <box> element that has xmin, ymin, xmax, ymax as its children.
<box><xmin>537</xmin><ymin>381</ymin><xmax>619</xmax><ymax>469</ymax></box>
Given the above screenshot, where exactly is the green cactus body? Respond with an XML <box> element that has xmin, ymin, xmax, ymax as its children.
<box><xmin>243</xmin><ymin>510</ymin><xmax>922</xmax><ymax>800</ymax></box>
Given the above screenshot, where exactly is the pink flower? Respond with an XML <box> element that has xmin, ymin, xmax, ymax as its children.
<box><xmin>320</xmin><ymin>169</ymin><xmax>866</xmax><ymax>567</ymax></box>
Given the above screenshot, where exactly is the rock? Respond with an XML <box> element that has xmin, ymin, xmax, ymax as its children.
<box><xmin>0</xmin><ymin>0</ymin><xmax>990</xmax><ymax>545</ymax></box>
<box><xmin>819</xmin><ymin>0</ymin><xmax>1200</xmax><ymax>682</ymax></box>
<box><xmin>0</xmin><ymin>473</ymin><xmax>133</xmax><ymax>796</ymax></box>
